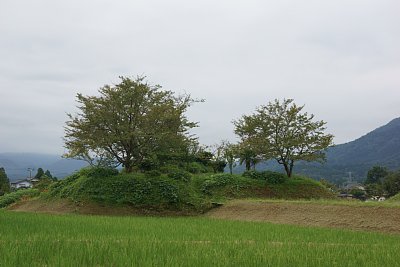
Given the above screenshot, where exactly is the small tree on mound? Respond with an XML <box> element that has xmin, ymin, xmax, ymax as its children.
<box><xmin>64</xmin><ymin>76</ymin><xmax>199</xmax><ymax>173</ymax></box>
<box><xmin>234</xmin><ymin>99</ymin><xmax>334</xmax><ymax>177</ymax></box>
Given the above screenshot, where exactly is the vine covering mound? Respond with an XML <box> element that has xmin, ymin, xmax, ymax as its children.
<box><xmin>8</xmin><ymin>167</ymin><xmax>334</xmax><ymax>215</ymax></box>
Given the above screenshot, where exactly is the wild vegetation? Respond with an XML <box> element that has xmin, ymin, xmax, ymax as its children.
<box><xmin>28</xmin><ymin>166</ymin><xmax>332</xmax><ymax>214</ymax></box>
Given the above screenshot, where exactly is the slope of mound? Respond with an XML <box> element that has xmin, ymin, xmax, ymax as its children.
<box><xmin>207</xmin><ymin>200</ymin><xmax>400</xmax><ymax>234</ymax></box>
<box><xmin>6</xmin><ymin>168</ymin><xmax>334</xmax><ymax>215</ymax></box>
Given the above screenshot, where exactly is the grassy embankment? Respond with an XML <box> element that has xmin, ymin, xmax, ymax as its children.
<box><xmin>4</xmin><ymin>167</ymin><xmax>334</xmax><ymax>214</ymax></box>
<box><xmin>1</xmin><ymin>210</ymin><xmax>400</xmax><ymax>267</ymax></box>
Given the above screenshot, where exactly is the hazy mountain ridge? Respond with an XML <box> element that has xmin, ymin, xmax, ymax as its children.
<box><xmin>0</xmin><ymin>153</ymin><xmax>87</xmax><ymax>181</ymax></box>
<box><xmin>290</xmin><ymin>118</ymin><xmax>400</xmax><ymax>184</ymax></box>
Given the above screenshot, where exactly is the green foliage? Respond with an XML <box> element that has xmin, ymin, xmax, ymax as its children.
<box><xmin>64</xmin><ymin>76</ymin><xmax>199</xmax><ymax>172</ymax></box>
<box><xmin>365</xmin><ymin>183</ymin><xmax>384</xmax><ymax>197</ymax></box>
<box><xmin>144</xmin><ymin>170</ymin><xmax>162</xmax><ymax>178</ymax></box>
<box><xmin>44</xmin><ymin>165</ymin><xmax>334</xmax><ymax>212</ymax></box>
<box><xmin>234</xmin><ymin>98</ymin><xmax>334</xmax><ymax>177</ymax></box>
<box><xmin>44</xmin><ymin>170</ymin><xmax>53</xmax><ymax>179</ymax></box>
<box><xmin>0</xmin><ymin>167</ymin><xmax>10</xmax><ymax>195</ymax></box>
<box><xmin>167</xmin><ymin>169</ymin><xmax>192</xmax><ymax>183</ymax></box>
<box><xmin>78</xmin><ymin>167</ymin><xmax>119</xmax><ymax>178</ymax></box>
<box><xmin>389</xmin><ymin>193</ymin><xmax>400</xmax><ymax>202</ymax></box>
<box><xmin>210</xmin><ymin>159</ymin><xmax>227</xmax><ymax>173</ymax></box>
<box><xmin>319</xmin><ymin>178</ymin><xmax>338</xmax><ymax>192</ymax></box>
<box><xmin>34</xmin><ymin>168</ymin><xmax>44</xmax><ymax>179</ymax></box>
<box><xmin>33</xmin><ymin>176</ymin><xmax>56</xmax><ymax>191</ymax></box>
<box><xmin>200</xmin><ymin>174</ymin><xmax>236</xmax><ymax>195</ymax></box>
<box><xmin>365</xmin><ymin>166</ymin><xmax>388</xmax><ymax>184</ymax></box>
<box><xmin>243</xmin><ymin>170</ymin><xmax>287</xmax><ymax>184</ymax></box>
<box><xmin>186</xmin><ymin>162</ymin><xmax>208</xmax><ymax>174</ymax></box>
<box><xmin>0</xmin><ymin>189</ymin><xmax>39</xmax><ymax>208</ymax></box>
<box><xmin>139</xmin><ymin>156</ymin><xmax>160</xmax><ymax>172</ymax></box>
<box><xmin>384</xmin><ymin>171</ymin><xmax>400</xmax><ymax>197</ymax></box>
<box><xmin>349</xmin><ymin>188</ymin><xmax>366</xmax><ymax>200</ymax></box>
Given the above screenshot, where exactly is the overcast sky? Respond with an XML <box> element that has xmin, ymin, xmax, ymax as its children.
<box><xmin>1</xmin><ymin>0</ymin><xmax>399</xmax><ymax>155</ymax></box>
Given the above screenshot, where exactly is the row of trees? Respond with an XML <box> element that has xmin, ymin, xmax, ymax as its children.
<box><xmin>64</xmin><ymin>76</ymin><xmax>334</xmax><ymax>177</ymax></box>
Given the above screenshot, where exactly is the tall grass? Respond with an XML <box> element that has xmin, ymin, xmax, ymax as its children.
<box><xmin>1</xmin><ymin>210</ymin><xmax>399</xmax><ymax>266</ymax></box>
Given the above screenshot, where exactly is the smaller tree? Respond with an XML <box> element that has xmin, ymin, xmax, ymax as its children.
<box><xmin>34</xmin><ymin>168</ymin><xmax>44</xmax><ymax>179</ymax></box>
<box><xmin>234</xmin><ymin>99</ymin><xmax>334</xmax><ymax>177</ymax></box>
<box><xmin>0</xmin><ymin>167</ymin><xmax>10</xmax><ymax>195</ymax></box>
<box><xmin>365</xmin><ymin>166</ymin><xmax>388</xmax><ymax>184</ymax></box>
<box><xmin>236</xmin><ymin>142</ymin><xmax>260</xmax><ymax>171</ymax></box>
<box><xmin>384</xmin><ymin>171</ymin><xmax>400</xmax><ymax>197</ymax></box>
<box><xmin>209</xmin><ymin>144</ymin><xmax>227</xmax><ymax>173</ymax></box>
<box><xmin>220</xmin><ymin>141</ymin><xmax>238</xmax><ymax>175</ymax></box>
<box><xmin>44</xmin><ymin>170</ymin><xmax>53</xmax><ymax>179</ymax></box>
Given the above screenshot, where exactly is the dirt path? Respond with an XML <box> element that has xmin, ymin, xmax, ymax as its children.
<box><xmin>206</xmin><ymin>200</ymin><xmax>400</xmax><ymax>234</ymax></box>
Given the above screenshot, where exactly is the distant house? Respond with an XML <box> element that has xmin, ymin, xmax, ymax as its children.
<box><xmin>10</xmin><ymin>179</ymin><xmax>34</xmax><ymax>189</ymax></box>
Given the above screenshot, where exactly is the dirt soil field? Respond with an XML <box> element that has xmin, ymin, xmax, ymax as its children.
<box><xmin>206</xmin><ymin>200</ymin><xmax>400</xmax><ymax>234</ymax></box>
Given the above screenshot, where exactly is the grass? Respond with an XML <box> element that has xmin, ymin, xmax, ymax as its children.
<box><xmin>0</xmin><ymin>189</ymin><xmax>39</xmax><ymax>208</ymax></box>
<box><xmin>1</xmin><ymin>210</ymin><xmax>400</xmax><ymax>266</ymax></box>
<box><xmin>41</xmin><ymin>168</ymin><xmax>333</xmax><ymax>215</ymax></box>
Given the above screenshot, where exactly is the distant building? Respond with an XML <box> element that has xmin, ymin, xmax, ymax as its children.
<box><xmin>10</xmin><ymin>178</ymin><xmax>38</xmax><ymax>189</ymax></box>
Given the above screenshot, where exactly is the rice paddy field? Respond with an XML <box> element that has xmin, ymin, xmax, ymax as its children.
<box><xmin>1</xmin><ymin>210</ymin><xmax>400</xmax><ymax>267</ymax></box>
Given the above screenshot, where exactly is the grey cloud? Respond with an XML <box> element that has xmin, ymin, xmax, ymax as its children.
<box><xmin>0</xmin><ymin>0</ymin><xmax>399</xmax><ymax>153</ymax></box>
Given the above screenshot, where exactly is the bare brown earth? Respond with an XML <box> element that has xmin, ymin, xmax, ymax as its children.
<box><xmin>206</xmin><ymin>200</ymin><xmax>400</xmax><ymax>234</ymax></box>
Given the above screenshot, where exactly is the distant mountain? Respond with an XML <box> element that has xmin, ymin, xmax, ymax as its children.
<box><xmin>235</xmin><ymin>118</ymin><xmax>400</xmax><ymax>184</ymax></box>
<box><xmin>0</xmin><ymin>153</ymin><xmax>88</xmax><ymax>181</ymax></box>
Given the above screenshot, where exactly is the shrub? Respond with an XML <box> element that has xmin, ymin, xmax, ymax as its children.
<box><xmin>145</xmin><ymin>170</ymin><xmax>162</xmax><ymax>178</ymax></box>
<box><xmin>243</xmin><ymin>170</ymin><xmax>264</xmax><ymax>180</ymax></box>
<box><xmin>79</xmin><ymin>167</ymin><xmax>119</xmax><ymax>178</ymax></box>
<box><xmin>201</xmin><ymin>174</ymin><xmax>235</xmax><ymax>194</ymax></box>
<box><xmin>167</xmin><ymin>170</ymin><xmax>192</xmax><ymax>183</ymax></box>
<box><xmin>159</xmin><ymin>165</ymin><xmax>180</xmax><ymax>174</ymax></box>
<box><xmin>0</xmin><ymin>189</ymin><xmax>40</xmax><ymax>208</ymax></box>
<box><xmin>139</xmin><ymin>157</ymin><xmax>160</xmax><ymax>171</ymax></box>
<box><xmin>186</xmin><ymin>162</ymin><xmax>208</xmax><ymax>174</ymax></box>
<box><xmin>243</xmin><ymin>170</ymin><xmax>287</xmax><ymax>184</ymax></box>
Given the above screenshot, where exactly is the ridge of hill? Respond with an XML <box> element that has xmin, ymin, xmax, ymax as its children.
<box><xmin>302</xmin><ymin>117</ymin><xmax>400</xmax><ymax>184</ymax></box>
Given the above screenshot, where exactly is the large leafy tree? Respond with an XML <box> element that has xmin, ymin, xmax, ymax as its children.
<box><xmin>234</xmin><ymin>99</ymin><xmax>334</xmax><ymax>177</ymax></box>
<box><xmin>64</xmin><ymin>76</ymin><xmax>198</xmax><ymax>173</ymax></box>
<box><xmin>0</xmin><ymin>167</ymin><xmax>10</xmax><ymax>196</ymax></box>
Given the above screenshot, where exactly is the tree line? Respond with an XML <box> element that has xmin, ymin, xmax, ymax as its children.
<box><xmin>63</xmin><ymin>76</ymin><xmax>334</xmax><ymax>178</ymax></box>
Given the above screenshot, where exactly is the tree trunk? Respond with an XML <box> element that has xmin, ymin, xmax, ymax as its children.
<box><xmin>283</xmin><ymin>163</ymin><xmax>291</xmax><ymax>177</ymax></box>
<box><xmin>245</xmin><ymin>160</ymin><xmax>251</xmax><ymax>171</ymax></box>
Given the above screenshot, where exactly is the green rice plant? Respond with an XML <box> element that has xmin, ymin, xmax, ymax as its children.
<box><xmin>0</xmin><ymin>210</ymin><xmax>399</xmax><ymax>266</ymax></box>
